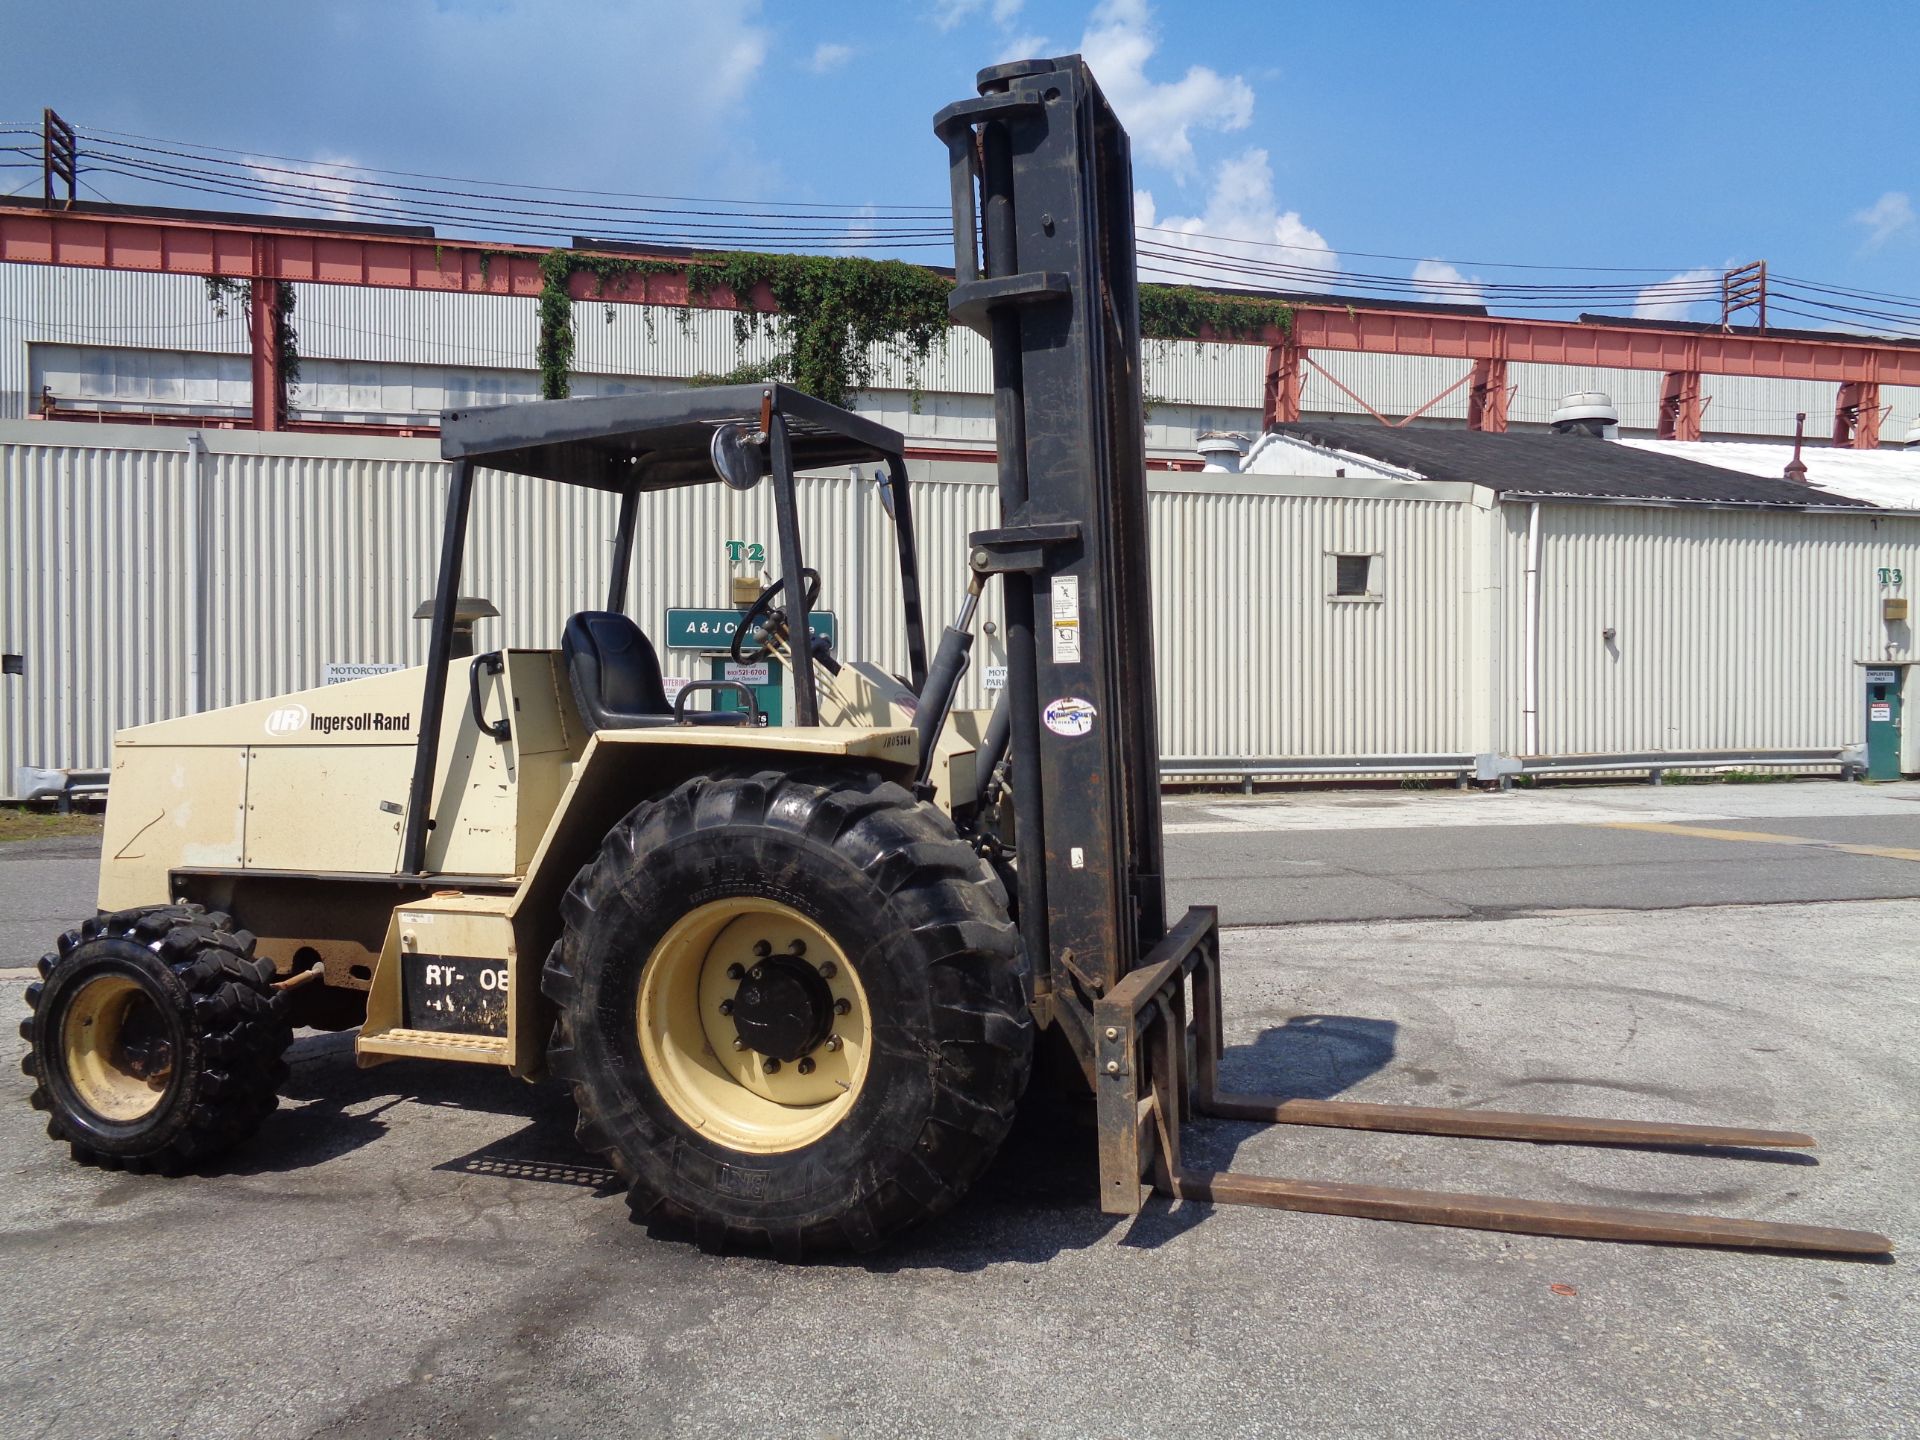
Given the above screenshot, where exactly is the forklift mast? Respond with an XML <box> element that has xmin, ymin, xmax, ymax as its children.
<box><xmin>935</xmin><ymin>56</ymin><xmax>1167</xmax><ymax>1021</ymax></box>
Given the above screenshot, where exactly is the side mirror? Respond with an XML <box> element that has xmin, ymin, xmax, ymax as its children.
<box><xmin>709</xmin><ymin>422</ymin><xmax>768</xmax><ymax>492</ymax></box>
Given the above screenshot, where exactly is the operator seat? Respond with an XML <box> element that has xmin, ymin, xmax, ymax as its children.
<box><xmin>561</xmin><ymin>611</ymin><xmax>677</xmax><ymax>730</ymax></box>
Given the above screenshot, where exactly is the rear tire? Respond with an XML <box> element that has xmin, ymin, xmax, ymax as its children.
<box><xmin>543</xmin><ymin>766</ymin><xmax>1032</xmax><ymax>1255</ymax></box>
<box><xmin>20</xmin><ymin>905</ymin><xmax>291</xmax><ymax>1172</ymax></box>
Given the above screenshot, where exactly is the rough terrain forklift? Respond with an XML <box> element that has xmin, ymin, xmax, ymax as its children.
<box><xmin>19</xmin><ymin>57</ymin><xmax>1889</xmax><ymax>1257</ymax></box>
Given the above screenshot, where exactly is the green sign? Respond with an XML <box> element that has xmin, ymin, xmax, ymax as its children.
<box><xmin>1878</xmin><ymin>567</ymin><xmax>1905</xmax><ymax>586</ymax></box>
<box><xmin>664</xmin><ymin>607</ymin><xmax>838</xmax><ymax>652</ymax></box>
<box><xmin>725</xmin><ymin>540</ymin><xmax>767</xmax><ymax>565</ymax></box>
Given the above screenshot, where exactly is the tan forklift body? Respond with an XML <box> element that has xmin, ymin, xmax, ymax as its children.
<box><xmin>95</xmin><ymin>658</ymin><xmax>952</xmax><ymax>1079</ymax></box>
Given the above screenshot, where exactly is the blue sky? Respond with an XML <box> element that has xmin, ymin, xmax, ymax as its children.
<box><xmin>5</xmin><ymin>0</ymin><xmax>1916</xmax><ymax>327</ymax></box>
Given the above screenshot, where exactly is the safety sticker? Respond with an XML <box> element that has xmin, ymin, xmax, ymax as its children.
<box><xmin>1051</xmin><ymin>575</ymin><xmax>1081</xmax><ymax>663</ymax></box>
<box><xmin>1042</xmin><ymin>696</ymin><xmax>1097</xmax><ymax>737</ymax></box>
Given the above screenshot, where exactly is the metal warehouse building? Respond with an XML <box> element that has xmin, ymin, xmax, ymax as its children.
<box><xmin>8</xmin><ymin>414</ymin><xmax>1920</xmax><ymax>798</ymax></box>
<box><xmin>6</xmin><ymin>203</ymin><xmax>1920</xmax><ymax>798</ymax></box>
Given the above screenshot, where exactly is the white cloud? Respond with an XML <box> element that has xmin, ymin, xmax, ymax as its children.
<box><xmin>808</xmin><ymin>41</ymin><xmax>853</xmax><ymax>73</ymax></box>
<box><xmin>1137</xmin><ymin>147</ymin><xmax>1336</xmax><ymax>290</ymax></box>
<box><xmin>1410</xmin><ymin>258</ymin><xmax>1482</xmax><ymax>305</ymax></box>
<box><xmin>1079</xmin><ymin>0</ymin><xmax>1253</xmax><ymax>174</ymax></box>
<box><xmin>1854</xmin><ymin>191</ymin><xmax>1915</xmax><ymax>248</ymax></box>
<box><xmin>995</xmin><ymin>31</ymin><xmax>1050</xmax><ymax>62</ymax></box>
<box><xmin>832</xmin><ymin>203</ymin><xmax>881</xmax><ymax>256</ymax></box>
<box><xmin>1633</xmin><ymin>267</ymin><xmax>1719</xmax><ymax>322</ymax></box>
<box><xmin>931</xmin><ymin>0</ymin><xmax>993</xmax><ymax>30</ymax></box>
<box><xmin>246</xmin><ymin>153</ymin><xmax>366</xmax><ymax>220</ymax></box>
<box><xmin>993</xmin><ymin>0</ymin><xmax>1025</xmax><ymax>21</ymax></box>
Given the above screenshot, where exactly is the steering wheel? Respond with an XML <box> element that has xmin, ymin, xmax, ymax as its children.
<box><xmin>731</xmin><ymin>568</ymin><xmax>822</xmax><ymax>664</ymax></box>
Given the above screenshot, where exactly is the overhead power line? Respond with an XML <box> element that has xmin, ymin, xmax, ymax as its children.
<box><xmin>17</xmin><ymin>116</ymin><xmax>1918</xmax><ymax>337</ymax></box>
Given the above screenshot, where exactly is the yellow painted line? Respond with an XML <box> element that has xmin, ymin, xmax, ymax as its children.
<box><xmin>1607</xmin><ymin>821</ymin><xmax>1920</xmax><ymax>864</ymax></box>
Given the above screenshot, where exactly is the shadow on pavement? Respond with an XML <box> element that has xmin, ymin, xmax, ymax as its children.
<box><xmin>205</xmin><ymin>1029</ymin><xmax>567</xmax><ymax>1179</ymax></box>
<box><xmin>202</xmin><ymin>1013</ymin><xmax>1451</xmax><ymax>1269</ymax></box>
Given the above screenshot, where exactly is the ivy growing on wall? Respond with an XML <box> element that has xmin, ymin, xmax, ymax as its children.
<box><xmin>535</xmin><ymin>249</ymin><xmax>950</xmax><ymax>407</ymax></box>
<box><xmin>532</xmin><ymin>250</ymin><xmax>1288</xmax><ymax>407</ymax></box>
<box><xmin>1138</xmin><ymin>284</ymin><xmax>1291</xmax><ymax>342</ymax></box>
<box><xmin>536</xmin><ymin>251</ymin><xmax>685</xmax><ymax>399</ymax></box>
<box><xmin>205</xmin><ymin>276</ymin><xmax>301</xmax><ymax>423</ymax></box>
<box><xmin>680</xmin><ymin>253</ymin><xmax>950</xmax><ymax>409</ymax></box>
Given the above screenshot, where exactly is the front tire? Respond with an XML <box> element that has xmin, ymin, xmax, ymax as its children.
<box><xmin>20</xmin><ymin>905</ymin><xmax>291</xmax><ymax>1172</ymax></box>
<box><xmin>543</xmin><ymin>767</ymin><xmax>1032</xmax><ymax>1255</ymax></box>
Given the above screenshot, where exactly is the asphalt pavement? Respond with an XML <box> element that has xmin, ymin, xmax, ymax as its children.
<box><xmin>1165</xmin><ymin>780</ymin><xmax>1920</xmax><ymax>925</ymax></box>
<box><xmin>2</xmin><ymin>781</ymin><xmax>1916</xmax><ymax>1438</ymax></box>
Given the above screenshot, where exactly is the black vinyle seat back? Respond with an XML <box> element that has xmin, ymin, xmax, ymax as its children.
<box><xmin>561</xmin><ymin>611</ymin><xmax>677</xmax><ymax>730</ymax></box>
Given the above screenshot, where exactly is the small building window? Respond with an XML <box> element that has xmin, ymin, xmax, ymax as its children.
<box><xmin>1334</xmin><ymin>554</ymin><xmax>1374</xmax><ymax>598</ymax></box>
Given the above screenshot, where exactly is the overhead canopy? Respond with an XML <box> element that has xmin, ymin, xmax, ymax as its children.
<box><xmin>439</xmin><ymin>382</ymin><xmax>907</xmax><ymax>493</ymax></box>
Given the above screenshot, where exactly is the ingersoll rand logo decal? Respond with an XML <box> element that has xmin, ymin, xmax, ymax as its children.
<box><xmin>262</xmin><ymin>704</ymin><xmax>412</xmax><ymax>737</ymax></box>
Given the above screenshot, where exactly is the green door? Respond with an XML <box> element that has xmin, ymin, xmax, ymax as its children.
<box><xmin>1865</xmin><ymin>667</ymin><xmax>1902</xmax><ymax>781</ymax></box>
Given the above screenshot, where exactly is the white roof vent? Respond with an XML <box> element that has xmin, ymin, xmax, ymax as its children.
<box><xmin>1196</xmin><ymin>431</ymin><xmax>1250</xmax><ymax>473</ymax></box>
<box><xmin>1550</xmin><ymin>391</ymin><xmax>1620</xmax><ymax>439</ymax></box>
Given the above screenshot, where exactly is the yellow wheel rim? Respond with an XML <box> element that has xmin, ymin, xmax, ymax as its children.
<box><xmin>59</xmin><ymin>974</ymin><xmax>174</xmax><ymax>1122</ymax></box>
<box><xmin>637</xmin><ymin>899</ymin><xmax>871</xmax><ymax>1155</ymax></box>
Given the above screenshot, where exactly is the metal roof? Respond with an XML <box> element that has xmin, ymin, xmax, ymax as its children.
<box><xmin>1266</xmin><ymin>419</ymin><xmax>1871</xmax><ymax>507</ymax></box>
<box><xmin>1619</xmin><ymin>437</ymin><xmax>1920</xmax><ymax>510</ymax></box>
<box><xmin>438</xmin><ymin>382</ymin><xmax>905</xmax><ymax>492</ymax></box>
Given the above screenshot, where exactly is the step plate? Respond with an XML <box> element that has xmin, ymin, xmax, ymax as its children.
<box><xmin>357</xmin><ymin>1027</ymin><xmax>511</xmax><ymax>1065</ymax></box>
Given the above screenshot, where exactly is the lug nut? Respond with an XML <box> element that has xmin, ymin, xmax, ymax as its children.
<box><xmin>733</xmin><ymin>1039</ymin><xmax>748</xmax><ymax>1051</ymax></box>
<box><xmin>752</xmin><ymin>940</ymin><xmax>772</xmax><ymax>958</ymax></box>
<box><xmin>824</xmin><ymin>1034</ymin><xmax>842</xmax><ymax>1052</ymax></box>
<box><xmin>788</xmin><ymin>939</ymin><xmax>807</xmax><ymax>957</ymax></box>
<box><xmin>817</xmin><ymin>960</ymin><xmax>837</xmax><ymax>979</ymax></box>
<box><xmin>751</xmin><ymin>966</ymin><xmax>764</xmax><ymax>981</ymax></box>
<box><xmin>726</xmin><ymin>963</ymin><xmax>745</xmax><ymax>981</ymax></box>
<box><xmin>833</xmin><ymin>998</ymin><xmax>851</xmax><ymax>1016</ymax></box>
<box><xmin>763</xmin><ymin>1057</ymin><xmax>781</xmax><ymax>1074</ymax></box>
<box><xmin>797</xmin><ymin>1057</ymin><xmax>815</xmax><ymax>1075</ymax></box>
<box><xmin>718</xmin><ymin>1000</ymin><xmax>734</xmax><ymax>1016</ymax></box>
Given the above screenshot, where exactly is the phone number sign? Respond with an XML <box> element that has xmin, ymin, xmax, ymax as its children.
<box><xmin>664</xmin><ymin>607</ymin><xmax>837</xmax><ymax>651</ymax></box>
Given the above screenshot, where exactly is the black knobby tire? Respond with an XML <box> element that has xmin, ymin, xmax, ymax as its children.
<box><xmin>20</xmin><ymin>904</ymin><xmax>292</xmax><ymax>1172</ymax></box>
<box><xmin>542</xmin><ymin>766</ymin><xmax>1033</xmax><ymax>1255</ymax></box>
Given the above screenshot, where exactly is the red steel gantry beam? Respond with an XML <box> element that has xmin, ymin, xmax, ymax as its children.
<box><xmin>5</xmin><ymin>205</ymin><xmax>1919</xmax><ymax>440</ymax></box>
<box><xmin>0</xmin><ymin>207</ymin><xmax>767</xmax><ymax>308</ymax></box>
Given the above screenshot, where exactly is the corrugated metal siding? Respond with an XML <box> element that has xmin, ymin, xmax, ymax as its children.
<box><xmin>1886</xmin><ymin>385</ymin><xmax>1920</xmax><ymax>443</ymax></box>
<box><xmin>1150</xmin><ymin>484</ymin><xmax>1479</xmax><ymax>757</ymax></box>
<box><xmin>13</xmin><ymin>424</ymin><xmax>1920</xmax><ymax>788</ymax></box>
<box><xmin>291</xmin><ymin>283</ymin><xmax>534</xmax><ymax>368</ymax></box>
<box><xmin>1</xmin><ymin>264</ymin><xmax>250</xmax><ymax>417</ymax></box>
<box><xmin>1303</xmin><ymin>352</ymin><xmax>1473</xmax><ymax>422</ymax></box>
<box><xmin>1525</xmin><ymin>503</ymin><xmax>1919</xmax><ymax>754</ymax></box>
<box><xmin>3</xmin><ymin>438</ymin><xmax>196</xmax><ymax>772</ymax></box>
<box><xmin>4</xmin><ymin>426</ymin><xmax>1482</xmax><ymax>781</ymax></box>
<box><xmin>1701</xmin><ymin>375</ymin><xmax>1840</xmax><ymax>440</ymax></box>
<box><xmin>1508</xmin><ymin>363</ymin><xmax>1666</xmax><ymax>432</ymax></box>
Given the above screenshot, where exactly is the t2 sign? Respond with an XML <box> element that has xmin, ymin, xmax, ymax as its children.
<box><xmin>726</xmin><ymin>540</ymin><xmax>766</xmax><ymax>566</ymax></box>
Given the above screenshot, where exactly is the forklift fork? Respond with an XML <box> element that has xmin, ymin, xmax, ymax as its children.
<box><xmin>1093</xmin><ymin>908</ymin><xmax>1892</xmax><ymax>1257</ymax></box>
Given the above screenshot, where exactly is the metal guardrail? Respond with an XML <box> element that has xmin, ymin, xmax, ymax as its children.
<box><xmin>1161</xmin><ymin>747</ymin><xmax>1867</xmax><ymax>789</ymax></box>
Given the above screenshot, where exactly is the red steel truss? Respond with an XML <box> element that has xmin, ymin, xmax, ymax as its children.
<box><xmin>5</xmin><ymin>205</ymin><xmax>1916</xmax><ymax>446</ymax></box>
